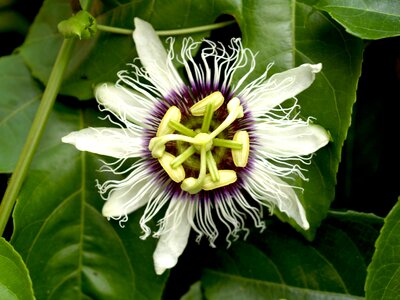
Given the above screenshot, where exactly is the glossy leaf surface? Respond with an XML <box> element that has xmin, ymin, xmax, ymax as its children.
<box><xmin>0</xmin><ymin>237</ymin><xmax>35</xmax><ymax>300</ymax></box>
<box><xmin>366</xmin><ymin>200</ymin><xmax>400</xmax><ymax>300</ymax></box>
<box><xmin>0</xmin><ymin>55</ymin><xmax>41</xmax><ymax>173</ymax></box>
<box><xmin>201</xmin><ymin>212</ymin><xmax>382</xmax><ymax>299</ymax></box>
<box><xmin>315</xmin><ymin>0</ymin><xmax>400</xmax><ymax>39</ymax></box>
<box><xmin>10</xmin><ymin>103</ymin><xmax>167</xmax><ymax>299</ymax></box>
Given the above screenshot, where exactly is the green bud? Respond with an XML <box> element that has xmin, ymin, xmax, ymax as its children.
<box><xmin>58</xmin><ymin>10</ymin><xmax>97</xmax><ymax>39</ymax></box>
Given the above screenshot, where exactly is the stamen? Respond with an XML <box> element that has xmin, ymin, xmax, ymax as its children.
<box><xmin>232</xmin><ymin>131</ymin><xmax>250</xmax><ymax>167</ymax></box>
<box><xmin>190</xmin><ymin>91</ymin><xmax>224</xmax><ymax>116</ymax></box>
<box><xmin>181</xmin><ymin>146</ymin><xmax>207</xmax><ymax>194</ymax></box>
<box><xmin>209</xmin><ymin>97</ymin><xmax>244</xmax><ymax>139</ymax></box>
<box><xmin>158</xmin><ymin>152</ymin><xmax>185</xmax><ymax>182</ymax></box>
<box><xmin>201</xmin><ymin>103</ymin><xmax>214</xmax><ymax>133</ymax></box>
<box><xmin>227</xmin><ymin>97</ymin><xmax>244</xmax><ymax>118</ymax></box>
<box><xmin>156</xmin><ymin>106</ymin><xmax>181</xmax><ymax>137</ymax></box>
<box><xmin>213</xmin><ymin>138</ymin><xmax>243</xmax><ymax>150</ymax></box>
<box><xmin>169</xmin><ymin>120</ymin><xmax>196</xmax><ymax>137</ymax></box>
<box><xmin>170</xmin><ymin>145</ymin><xmax>196</xmax><ymax>169</ymax></box>
<box><xmin>149</xmin><ymin>134</ymin><xmax>197</xmax><ymax>158</ymax></box>
<box><xmin>206</xmin><ymin>151</ymin><xmax>220</xmax><ymax>182</ymax></box>
<box><xmin>202</xmin><ymin>170</ymin><xmax>237</xmax><ymax>190</ymax></box>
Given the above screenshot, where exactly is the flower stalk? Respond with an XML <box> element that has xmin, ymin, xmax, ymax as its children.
<box><xmin>96</xmin><ymin>20</ymin><xmax>235</xmax><ymax>36</ymax></box>
<box><xmin>0</xmin><ymin>38</ymin><xmax>75</xmax><ymax>236</ymax></box>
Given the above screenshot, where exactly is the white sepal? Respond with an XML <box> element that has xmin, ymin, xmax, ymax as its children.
<box><xmin>243</xmin><ymin>160</ymin><xmax>310</xmax><ymax>230</ymax></box>
<box><xmin>61</xmin><ymin>127</ymin><xmax>143</xmax><ymax>159</ymax></box>
<box><xmin>101</xmin><ymin>163</ymin><xmax>157</xmax><ymax>218</ymax></box>
<box><xmin>256</xmin><ymin>122</ymin><xmax>330</xmax><ymax>158</ymax></box>
<box><xmin>153</xmin><ymin>199</ymin><xmax>193</xmax><ymax>275</ymax></box>
<box><xmin>133</xmin><ymin>18</ymin><xmax>184</xmax><ymax>97</ymax></box>
<box><xmin>242</xmin><ymin>63</ymin><xmax>322</xmax><ymax>117</ymax></box>
<box><xmin>95</xmin><ymin>83</ymin><xmax>152</xmax><ymax>126</ymax></box>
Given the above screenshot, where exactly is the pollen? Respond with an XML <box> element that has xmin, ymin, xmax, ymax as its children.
<box><xmin>156</xmin><ymin>106</ymin><xmax>181</xmax><ymax>137</ymax></box>
<box><xmin>232</xmin><ymin>131</ymin><xmax>250</xmax><ymax>167</ymax></box>
<box><xmin>158</xmin><ymin>152</ymin><xmax>186</xmax><ymax>183</ymax></box>
<box><xmin>202</xmin><ymin>170</ymin><xmax>237</xmax><ymax>190</ymax></box>
<box><xmin>189</xmin><ymin>91</ymin><xmax>224</xmax><ymax>116</ymax></box>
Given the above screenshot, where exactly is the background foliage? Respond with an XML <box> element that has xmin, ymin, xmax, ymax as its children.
<box><xmin>0</xmin><ymin>0</ymin><xmax>399</xmax><ymax>299</ymax></box>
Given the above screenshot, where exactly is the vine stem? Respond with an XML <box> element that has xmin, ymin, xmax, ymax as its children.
<box><xmin>0</xmin><ymin>38</ymin><xmax>75</xmax><ymax>236</ymax></box>
<box><xmin>97</xmin><ymin>20</ymin><xmax>236</xmax><ymax>36</ymax></box>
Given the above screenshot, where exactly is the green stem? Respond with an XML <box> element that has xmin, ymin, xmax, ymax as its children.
<box><xmin>213</xmin><ymin>138</ymin><xmax>242</xmax><ymax>150</ymax></box>
<box><xmin>97</xmin><ymin>24</ymin><xmax>132</xmax><ymax>35</ymax></box>
<box><xmin>170</xmin><ymin>146</ymin><xmax>196</xmax><ymax>169</ymax></box>
<box><xmin>97</xmin><ymin>20</ymin><xmax>235</xmax><ymax>36</ymax></box>
<box><xmin>0</xmin><ymin>38</ymin><xmax>75</xmax><ymax>236</ymax></box>
<box><xmin>206</xmin><ymin>151</ymin><xmax>219</xmax><ymax>182</ymax></box>
<box><xmin>201</xmin><ymin>103</ymin><xmax>214</xmax><ymax>133</ymax></box>
<box><xmin>168</xmin><ymin>120</ymin><xmax>196</xmax><ymax>137</ymax></box>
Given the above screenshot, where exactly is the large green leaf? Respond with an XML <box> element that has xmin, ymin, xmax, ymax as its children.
<box><xmin>315</xmin><ymin>0</ymin><xmax>400</xmax><ymax>40</ymax></box>
<box><xmin>0</xmin><ymin>237</ymin><xmax>35</xmax><ymax>300</ymax></box>
<box><xmin>366</xmin><ymin>199</ymin><xmax>400</xmax><ymax>300</ymax></box>
<box><xmin>0</xmin><ymin>55</ymin><xmax>42</xmax><ymax>173</ymax></box>
<box><xmin>11</xmin><ymin>103</ymin><xmax>167</xmax><ymax>299</ymax></box>
<box><xmin>203</xmin><ymin>270</ymin><xmax>363</xmax><ymax>300</ymax></box>
<box><xmin>201</xmin><ymin>211</ymin><xmax>382</xmax><ymax>299</ymax></box>
<box><xmin>258</xmin><ymin>0</ymin><xmax>364</xmax><ymax>238</ymax></box>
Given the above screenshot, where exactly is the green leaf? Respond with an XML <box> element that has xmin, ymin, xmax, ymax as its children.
<box><xmin>315</xmin><ymin>0</ymin><xmax>400</xmax><ymax>39</ymax></box>
<box><xmin>237</xmin><ymin>0</ymin><xmax>364</xmax><ymax>238</ymax></box>
<box><xmin>0</xmin><ymin>237</ymin><xmax>35</xmax><ymax>300</ymax></box>
<box><xmin>366</xmin><ymin>199</ymin><xmax>400</xmax><ymax>300</ymax></box>
<box><xmin>181</xmin><ymin>281</ymin><xmax>204</xmax><ymax>300</ymax></box>
<box><xmin>292</xmin><ymin>1</ymin><xmax>363</xmax><ymax>238</ymax></box>
<box><xmin>11</xmin><ymin>103</ymin><xmax>167</xmax><ymax>299</ymax></box>
<box><xmin>0</xmin><ymin>55</ymin><xmax>42</xmax><ymax>173</ymax></box>
<box><xmin>201</xmin><ymin>211</ymin><xmax>382</xmax><ymax>299</ymax></box>
<box><xmin>203</xmin><ymin>270</ymin><xmax>363</xmax><ymax>300</ymax></box>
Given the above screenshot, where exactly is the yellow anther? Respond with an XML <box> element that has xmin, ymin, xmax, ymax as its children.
<box><xmin>158</xmin><ymin>152</ymin><xmax>185</xmax><ymax>183</ymax></box>
<box><xmin>202</xmin><ymin>170</ymin><xmax>237</xmax><ymax>191</ymax></box>
<box><xmin>148</xmin><ymin>137</ymin><xmax>165</xmax><ymax>158</ymax></box>
<box><xmin>181</xmin><ymin>177</ymin><xmax>202</xmax><ymax>194</ymax></box>
<box><xmin>232</xmin><ymin>131</ymin><xmax>250</xmax><ymax>167</ymax></box>
<box><xmin>190</xmin><ymin>91</ymin><xmax>224</xmax><ymax>116</ymax></box>
<box><xmin>157</xmin><ymin>106</ymin><xmax>181</xmax><ymax>137</ymax></box>
<box><xmin>227</xmin><ymin>97</ymin><xmax>244</xmax><ymax>118</ymax></box>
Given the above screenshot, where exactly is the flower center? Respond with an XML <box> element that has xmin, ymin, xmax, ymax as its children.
<box><xmin>148</xmin><ymin>92</ymin><xmax>250</xmax><ymax>194</ymax></box>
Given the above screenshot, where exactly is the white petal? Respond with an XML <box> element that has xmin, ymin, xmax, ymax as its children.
<box><xmin>95</xmin><ymin>83</ymin><xmax>152</xmax><ymax>126</ymax></box>
<box><xmin>62</xmin><ymin>127</ymin><xmax>143</xmax><ymax>158</ymax></box>
<box><xmin>102</xmin><ymin>168</ymin><xmax>156</xmax><ymax>217</ymax></box>
<box><xmin>133</xmin><ymin>18</ymin><xmax>184</xmax><ymax>97</ymax></box>
<box><xmin>153</xmin><ymin>199</ymin><xmax>192</xmax><ymax>275</ymax></box>
<box><xmin>243</xmin><ymin>161</ymin><xmax>309</xmax><ymax>230</ymax></box>
<box><xmin>244</xmin><ymin>63</ymin><xmax>322</xmax><ymax>116</ymax></box>
<box><xmin>256</xmin><ymin>122</ymin><xmax>330</xmax><ymax>157</ymax></box>
<box><xmin>102</xmin><ymin>189</ymin><xmax>149</xmax><ymax>217</ymax></box>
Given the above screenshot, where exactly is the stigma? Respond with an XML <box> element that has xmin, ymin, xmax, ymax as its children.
<box><xmin>148</xmin><ymin>92</ymin><xmax>250</xmax><ymax>194</ymax></box>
